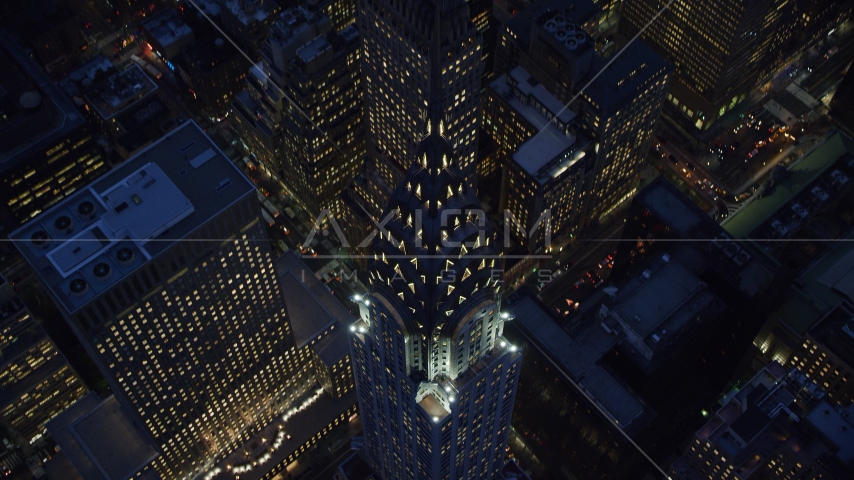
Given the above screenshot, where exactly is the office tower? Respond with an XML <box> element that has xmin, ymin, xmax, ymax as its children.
<box><xmin>669</xmin><ymin>363</ymin><xmax>854</xmax><ymax>480</ymax></box>
<box><xmin>486</xmin><ymin>67</ymin><xmax>592</xmax><ymax>252</ymax></box>
<box><xmin>0</xmin><ymin>275</ymin><xmax>87</xmax><ymax>448</ymax></box>
<box><xmin>488</xmin><ymin>0</ymin><xmax>670</xmax><ymax>249</ymax></box>
<box><xmin>11</xmin><ymin>122</ymin><xmax>313</xmax><ymax>479</ymax></box>
<box><xmin>0</xmin><ymin>31</ymin><xmax>106</xmax><ymax>231</ymax></box>
<box><xmin>620</xmin><ymin>0</ymin><xmax>786</xmax><ymax>130</ymax></box>
<box><xmin>788</xmin><ymin>305</ymin><xmax>854</xmax><ymax>406</ymax></box>
<box><xmin>221</xmin><ymin>0</ymin><xmax>283</xmax><ymax>60</ymax></box>
<box><xmin>233</xmin><ymin>6</ymin><xmax>364</xmax><ymax>218</ymax></box>
<box><xmin>360</xmin><ymin>0</ymin><xmax>484</xmax><ymax>190</ymax></box>
<box><xmin>174</xmin><ymin>37</ymin><xmax>246</xmax><ymax>118</ymax></box>
<box><xmin>347</xmin><ymin>25</ymin><xmax>521</xmax><ymax>478</ymax></box>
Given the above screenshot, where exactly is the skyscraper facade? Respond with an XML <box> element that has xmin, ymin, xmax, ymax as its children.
<box><xmin>347</xmin><ymin>19</ymin><xmax>521</xmax><ymax>478</ymax></box>
<box><xmin>0</xmin><ymin>279</ymin><xmax>87</xmax><ymax>448</ymax></box>
<box><xmin>621</xmin><ymin>0</ymin><xmax>785</xmax><ymax>130</ymax></box>
<box><xmin>488</xmin><ymin>0</ymin><xmax>670</xmax><ymax>249</ymax></box>
<box><xmin>11</xmin><ymin>122</ymin><xmax>313</xmax><ymax>479</ymax></box>
<box><xmin>0</xmin><ymin>31</ymin><xmax>106</xmax><ymax>231</ymax></box>
<box><xmin>233</xmin><ymin>6</ymin><xmax>364</xmax><ymax>219</ymax></box>
<box><xmin>359</xmin><ymin>0</ymin><xmax>484</xmax><ymax>189</ymax></box>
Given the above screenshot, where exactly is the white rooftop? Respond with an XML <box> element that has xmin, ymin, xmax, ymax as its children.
<box><xmin>47</xmin><ymin>163</ymin><xmax>194</xmax><ymax>279</ymax></box>
<box><xmin>492</xmin><ymin>69</ymin><xmax>581</xmax><ymax>180</ymax></box>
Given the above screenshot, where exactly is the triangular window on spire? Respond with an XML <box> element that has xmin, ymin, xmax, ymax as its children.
<box><xmin>447</xmin><ymin>186</ymin><xmax>453</xmax><ymax>198</ymax></box>
<box><xmin>445</xmin><ymin>259</ymin><xmax>453</xmax><ymax>271</ymax></box>
<box><xmin>447</xmin><ymin>284</ymin><xmax>454</xmax><ymax>294</ymax></box>
<box><xmin>415</xmin><ymin>184</ymin><xmax>421</xmax><ymax>198</ymax></box>
<box><xmin>459</xmin><ymin>295</ymin><xmax>466</xmax><ymax>304</ymax></box>
<box><xmin>462</xmin><ymin>268</ymin><xmax>471</xmax><ymax>280</ymax></box>
<box><xmin>398</xmin><ymin>292</ymin><xmax>405</xmax><ymax>300</ymax></box>
<box><xmin>446</xmin><ymin>310</ymin><xmax>454</xmax><ymax>317</ymax></box>
<box><xmin>409</xmin><ymin>283</ymin><xmax>415</xmax><ymax>293</ymax></box>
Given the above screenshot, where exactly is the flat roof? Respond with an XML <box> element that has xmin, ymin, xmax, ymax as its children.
<box><xmin>10</xmin><ymin>121</ymin><xmax>254</xmax><ymax>314</ymax></box>
<box><xmin>584</xmin><ymin>40</ymin><xmax>670</xmax><ymax>114</ymax></box>
<box><xmin>805</xmin><ymin>401</ymin><xmax>854</xmax><ymax>463</ymax></box>
<box><xmin>225</xmin><ymin>0</ymin><xmax>277</xmax><ymax>25</ymax></box>
<box><xmin>311</xmin><ymin>327</ymin><xmax>351</xmax><ymax>366</ymax></box>
<box><xmin>634</xmin><ymin>177</ymin><xmax>707</xmax><ymax>236</ymax></box>
<box><xmin>489</xmin><ymin>72</ymin><xmax>579</xmax><ymax>179</ymax></box>
<box><xmin>141</xmin><ymin>9</ymin><xmax>193</xmax><ymax>47</ymax></box>
<box><xmin>88</xmin><ymin>65</ymin><xmax>158</xmax><ymax>121</ymax></box>
<box><xmin>47</xmin><ymin>393</ymin><xmax>158</xmax><ymax>480</ymax></box>
<box><xmin>511</xmin><ymin>296</ymin><xmax>646</xmax><ymax>428</ymax></box>
<box><xmin>613</xmin><ymin>261</ymin><xmax>707</xmax><ymax>339</ymax></box>
<box><xmin>274</xmin><ymin>252</ymin><xmax>355</xmax><ymax>348</ymax></box>
<box><xmin>419</xmin><ymin>393</ymin><xmax>450</xmax><ymax>420</ymax></box>
<box><xmin>0</xmin><ymin>29</ymin><xmax>85</xmax><ymax>171</ymax></box>
<box><xmin>296</xmin><ymin>35</ymin><xmax>330</xmax><ymax>63</ymax></box>
<box><xmin>723</xmin><ymin>132</ymin><xmax>852</xmax><ymax>238</ymax></box>
<box><xmin>509</xmin><ymin>66</ymin><xmax>575</xmax><ymax>124</ymax></box>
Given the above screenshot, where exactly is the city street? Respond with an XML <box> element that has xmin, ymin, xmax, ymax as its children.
<box><xmin>536</xmin><ymin>220</ymin><xmax>625</xmax><ymax>317</ymax></box>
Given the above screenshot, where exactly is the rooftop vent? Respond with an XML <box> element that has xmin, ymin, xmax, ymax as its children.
<box><xmin>54</xmin><ymin>215</ymin><xmax>74</xmax><ymax>234</ymax></box>
<box><xmin>661</xmin><ymin>253</ymin><xmax>671</xmax><ymax>263</ymax></box>
<box><xmin>93</xmin><ymin>262</ymin><xmax>112</xmax><ymax>280</ymax></box>
<box><xmin>116</xmin><ymin>247</ymin><xmax>135</xmax><ymax>265</ymax></box>
<box><xmin>733</xmin><ymin>250</ymin><xmax>751</xmax><ymax>266</ymax></box>
<box><xmin>77</xmin><ymin>201</ymin><xmax>96</xmax><ymax>220</ymax></box>
<box><xmin>69</xmin><ymin>278</ymin><xmax>89</xmax><ymax>297</ymax></box>
<box><xmin>31</xmin><ymin>230</ymin><xmax>50</xmax><ymax>249</ymax></box>
<box><xmin>724</xmin><ymin>243</ymin><xmax>741</xmax><ymax>257</ymax></box>
<box><xmin>641</xmin><ymin>270</ymin><xmax>652</xmax><ymax>279</ymax></box>
<box><xmin>215</xmin><ymin>178</ymin><xmax>232</xmax><ymax>193</ymax></box>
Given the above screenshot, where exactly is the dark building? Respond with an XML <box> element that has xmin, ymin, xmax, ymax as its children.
<box><xmin>487</xmin><ymin>0</ymin><xmax>670</xmax><ymax>251</ymax></box>
<box><xmin>141</xmin><ymin>8</ymin><xmax>196</xmax><ymax>61</ymax></box>
<box><xmin>11</xmin><ymin>122</ymin><xmax>315</xmax><ymax>479</ymax></box>
<box><xmin>45</xmin><ymin>393</ymin><xmax>161</xmax><ymax>480</ymax></box>
<box><xmin>0</xmin><ymin>30</ymin><xmax>106</xmax><ymax>232</ymax></box>
<box><xmin>60</xmin><ymin>57</ymin><xmax>161</xmax><ymax>158</ymax></box>
<box><xmin>232</xmin><ymin>6</ymin><xmax>364</xmax><ymax>220</ymax></box>
<box><xmin>669</xmin><ymin>363</ymin><xmax>853</xmax><ymax>480</ymax></box>
<box><xmin>220</xmin><ymin>0</ymin><xmax>283</xmax><ymax>61</ymax></box>
<box><xmin>789</xmin><ymin>303</ymin><xmax>854</xmax><ymax>407</ymax></box>
<box><xmin>174</xmin><ymin>37</ymin><xmax>246</xmax><ymax>118</ymax></box>
<box><xmin>0</xmin><ymin>0</ymin><xmax>86</xmax><ymax>78</ymax></box>
<box><xmin>620</xmin><ymin>0</ymin><xmax>786</xmax><ymax>130</ymax></box>
<box><xmin>0</xmin><ymin>275</ymin><xmax>87</xmax><ymax>449</ymax></box>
